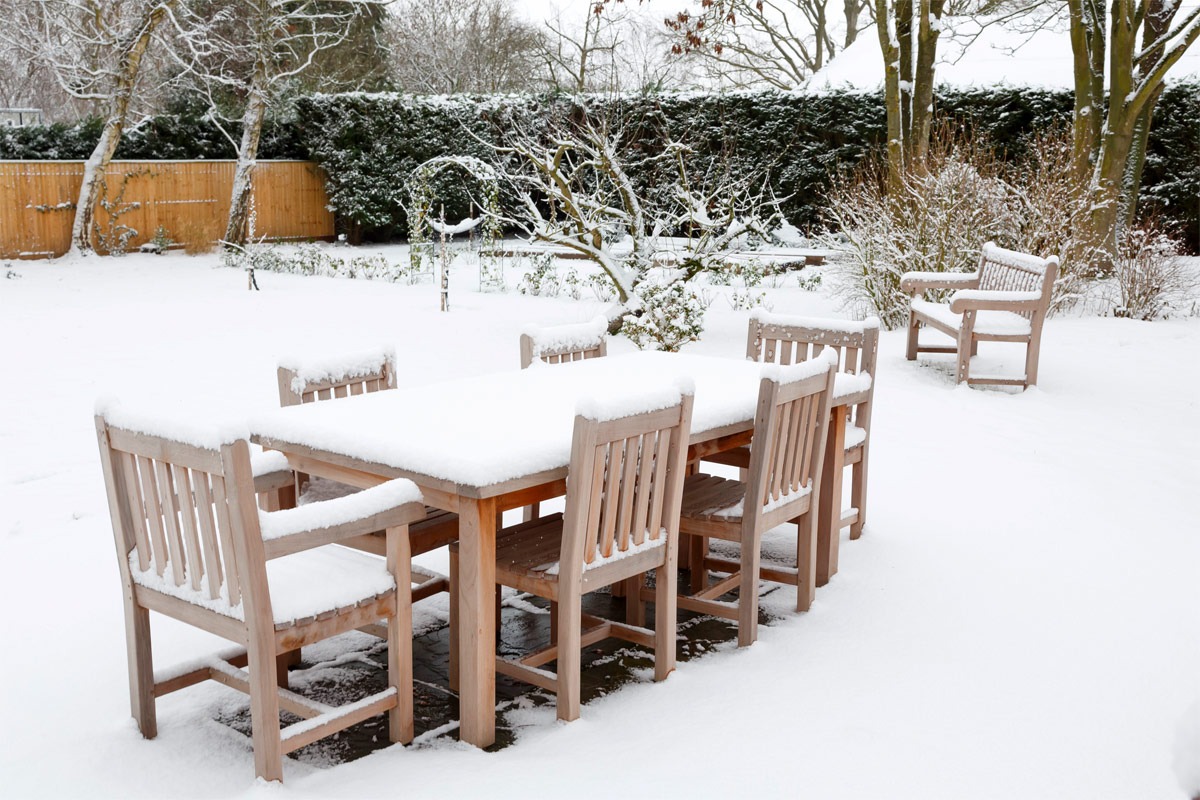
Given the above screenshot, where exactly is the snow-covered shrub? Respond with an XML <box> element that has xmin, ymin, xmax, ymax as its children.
<box><xmin>518</xmin><ymin>253</ymin><xmax>561</xmax><ymax>297</ymax></box>
<box><xmin>221</xmin><ymin>243</ymin><xmax>410</xmax><ymax>284</ymax></box>
<box><xmin>795</xmin><ymin>270</ymin><xmax>822</xmax><ymax>291</ymax></box>
<box><xmin>708</xmin><ymin>258</ymin><xmax>767</xmax><ymax>287</ymax></box>
<box><xmin>621</xmin><ymin>279</ymin><xmax>708</xmax><ymax>352</ymax></box>
<box><xmin>1007</xmin><ymin>127</ymin><xmax>1091</xmax><ymax>310</ymax></box>
<box><xmin>822</xmin><ymin>130</ymin><xmax>1021</xmax><ymax>329</ymax></box>
<box><xmin>726</xmin><ymin>289</ymin><xmax>772</xmax><ymax>311</ymax></box>
<box><xmin>1110</xmin><ymin>222</ymin><xmax>1197</xmax><ymax>320</ymax></box>
<box><xmin>587</xmin><ymin>272</ymin><xmax>618</xmax><ymax>301</ymax></box>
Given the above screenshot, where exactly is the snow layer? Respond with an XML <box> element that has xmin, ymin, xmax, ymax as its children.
<box><xmin>278</xmin><ymin>346</ymin><xmax>394</xmax><ymax>394</ymax></box>
<box><xmin>258</xmin><ymin>478</ymin><xmax>422</xmax><ymax>542</ymax></box>
<box><xmin>751</xmin><ymin>307</ymin><xmax>881</xmax><ymax>335</ymax></box>
<box><xmin>523</xmin><ymin>316</ymin><xmax>607</xmax><ymax>359</ymax></box>
<box><xmin>97</xmin><ymin>397</ymin><xmax>248</xmax><ymax>450</ymax></box>
<box><xmin>3</xmin><ymin>249</ymin><xmax>1200</xmax><ymax>799</ymax></box>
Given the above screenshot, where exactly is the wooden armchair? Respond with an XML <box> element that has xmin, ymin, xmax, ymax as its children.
<box><xmin>275</xmin><ymin>348</ymin><xmax>457</xmax><ymax>604</ymax></box>
<box><xmin>678</xmin><ymin>353</ymin><xmax>836</xmax><ymax>646</ymax></box>
<box><xmin>453</xmin><ymin>384</ymin><xmax>693</xmax><ymax>721</ymax></box>
<box><xmin>519</xmin><ymin>317</ymin><xmax>608</xmax><ymax>368</ymax></box>
<box><xmin>95</xmin><ymin>406</ymin><xmax>426</xmax><ymax>781</ymax></box>
<box><xmin>901</xmin><ymin>242</ymin><xmax>1059</xmax><ymax>388</ymax></box>
<box><xmin>745</xmin><ymin>310</ymin><xmax>879</xmax><ymax>540</ymax></box>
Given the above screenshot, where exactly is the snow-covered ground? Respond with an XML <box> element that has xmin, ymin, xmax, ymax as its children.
<box><xmin>2</xmin><ymin>248</ymin><xmax>1199</xmax><ymax>799</ymax></box>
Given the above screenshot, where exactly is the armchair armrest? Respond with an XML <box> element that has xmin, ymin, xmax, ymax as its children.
<box><xmin>260</xmin><ymin>478</ymin><xmax>425</xmax><ymax>559</ymax></box>
<box><xmin>948</xmin><ymin>289</ymin><xmax>1042</xmax><ymax>313</ymax></box>
<box><xmin>900</xmin><ymin>271</ymin><xmax>980</xmax><ymax>293</ymax></box>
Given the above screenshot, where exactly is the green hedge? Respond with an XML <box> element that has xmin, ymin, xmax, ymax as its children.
<box><xmin>5</xmin><ymin>85</ymin><xmax>1196</xmax><ymax>248</ymax></box>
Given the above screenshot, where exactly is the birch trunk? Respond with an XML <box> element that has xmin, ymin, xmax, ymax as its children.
<box><xmin>68</xmin><ymin>2</ymin><xmax>173</xmax><ymax>256</ymax></box>
<box><xmin>224</xmin><ymin>72</ymin><xmax>268</xmax><ymax>247</ymax></box>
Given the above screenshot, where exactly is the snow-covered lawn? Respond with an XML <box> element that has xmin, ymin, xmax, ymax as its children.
<box><xmin>2</xmin><ymin>250</ymin><xmax>1198</xmax><ymax>799</ymax></box>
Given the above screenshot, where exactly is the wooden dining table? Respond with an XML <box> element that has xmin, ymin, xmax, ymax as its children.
<box><xmin>250</xmin><ymin>351</ymin><xmax>870</xmax><ymax>748</ymax></box>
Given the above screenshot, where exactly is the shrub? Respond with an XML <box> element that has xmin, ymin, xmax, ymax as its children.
<box><xmin>1110</xmin><ymin>222</ymin><xmax>1197</xmax><ymax>320</ymax></box>
<box><xmin>621</xmin><ymin>279</ymin><xmax>708</xmax><ymax>351</ymax></box>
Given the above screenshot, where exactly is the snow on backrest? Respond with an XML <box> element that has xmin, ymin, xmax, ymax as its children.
<box><xmin>748</xmin><ymin>310</ymin><xmax>880</xmax><ymax>384</ymax></box>
<box><xmin>978</xmin><ymin>243</ymin><xmax>1052</xmax><ymax>294</ymax></box>
<box><xmin>521</xmin><ymin>317</ymin><xmax>608</xmax><ymax>368</ymax></box>
<box><xmin>97</xmin><ymin>413</ymin><xmax>251</xmax><ymax>613</ymax></box>
<box><xmin>567</xmin><ymin>393</ymin><xmax>690</xmax><ymax>574</ymax></box>
<box><xmin>278</xmin><ymin>347</ymin><xmax>397</xmax><ymax>406</ymax></box>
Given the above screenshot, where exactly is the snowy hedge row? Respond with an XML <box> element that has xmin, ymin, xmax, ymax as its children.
<box><xmin>3</xmin><ymin>86</ymin><xmax>1196</xmax><ymax>246</ymax></box>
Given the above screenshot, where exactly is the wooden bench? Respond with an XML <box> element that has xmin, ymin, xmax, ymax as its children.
<box><xmin>95</xmin><ymin>406</ymin><xmax>426</xmax><ymax>781</ymax></box>
<box><xmin>901</xmin><ymin>242</ymin><xmax>1059</xmax><ymax>388</ymax></box>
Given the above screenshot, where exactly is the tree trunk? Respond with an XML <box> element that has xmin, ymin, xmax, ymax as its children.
<box><xmin>910</xmin><ymin>0</ymin><xmax>944</xmax><ymax>167</ymax></box>
<box><xmin>1119</xmin><ymin>86</ymin><xmax>1163</xmax><ymax>232</ymax></box>
<box><xmin>224</xmin><ymin>76</ymin><xmax>268</xmax><ymax>248</ymax></box>
<box><xmin>876</xmin><ymin>0</ymin><xmax>904</xmax><ymax>192</ymax></box>
<box><xmin>1067</xmin><ymin>0</ymin><xmax>1106</xmax><ymax>183</ymax></box>
<box><xmin>844</xmin><ymin>0</ymin><xmax>862</xmax><ymax>49</ymax></box>
<box><xmin>896</xmin><ymin>0</ymin><xmax>913</xmax><ymax>164</ymax></box>
<box><xmin>68</xmin><ymin>2</ymin><xmax>173</xmax><ymax>256</ymax></box>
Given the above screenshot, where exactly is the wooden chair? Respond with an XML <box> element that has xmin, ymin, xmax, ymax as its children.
<box><xmin>678</xmin><ymin>354</ymin><xmax>836</xmax><ymax>646</ymax></box>
<box><xmin>518</xmin><ymin>317</ymin><xmax>608</xmax><ymax>369</ymax></box>
<box><xmin>744</xmin><ymin>311</ymin><xmax>879</xmax><ymax>540</ymax></box>
<box><xmin>275</xmin><ymin>348</ymin><xmax>458</xmax><ymax>603</ymax></box>
<box><xmin>95</xmin><ymin>407</ymin><xmax>426</xmax><ymax>782</ymax></box>
<box><xmin>451</xmin><ymin>385</ymin><xmax>693</xmax><ymax>721</ymax></box>
<box><xmin>519</xmin><ymin>318</ymin><xmax>609</xmax><ymax>523</ymax></box>
<box><xmin>901</xmin><ymin>242</ymin><xmax>1059</xmax><ymax>388</ymax></box>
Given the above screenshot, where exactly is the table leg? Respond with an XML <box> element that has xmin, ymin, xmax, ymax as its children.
<box><xmin>817</xmin><ymin>404</ymin><xmax>847</xmax><ymax>587</ymax></box>
<box><xmin>456</xmin><ymin>497</ymin><xmax>497</xmax><ymax>748</ymax></box>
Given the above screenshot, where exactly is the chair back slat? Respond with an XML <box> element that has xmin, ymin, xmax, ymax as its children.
<box><xmin>97</xmin><ymin>417</ymin><xmax>263</xmax><ymax>611</ymax></box>
<box><xmin>562</xmin><ymin>395</ymin><xmax>692</xmax><ymax>575</ymax></box>
<box><xmin>743</xmin><ymin>367</ymin><xmax>834</xmax><ymax>515</ymax></box>
<box><xmin>976</xmin><ymin>243</ymin><xmax>1059</xmax><ymax>321</ymax></box>
<box><xmin>520</xmin><ymin>319</ymin><xmax>609</xmax><ymax>369</ymax></box>
<box><xmin>278</xmin><ymin>349</ymin><xmax>397</xmax><ymax>407</ymax></box>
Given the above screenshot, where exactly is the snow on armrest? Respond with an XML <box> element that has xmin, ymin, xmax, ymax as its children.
<box><xmin>949</xmin><ymin>289</ymin><xmax>1042</xmax><ymax>312</ymax></box>
<box><xmin>250</xmin><ymin>446</ymin><xmax>291</xmax><ymax>478</ymax></box>
<box><xmin>900</xmin><ymin>271</ymin><xmax>979</xmax><ymax>292</ymax></box>
<box><xmin>259</xmin><ymin>478</ymin><xmax>424</xmax><ymax>557</ymax></box>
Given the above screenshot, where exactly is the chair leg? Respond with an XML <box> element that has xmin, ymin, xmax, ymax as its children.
<box><xmin>737</xmin><ymin>532</ymin><xmax>760</xmax><ymax>647</ymax></box>
<box><xmin>654</xmin><ymin>563</ymin><xmax>677</xmax><ymax>681</ymax></box>
<box><xmin>905</xmin><ymin>309</ymin><xmax>920</xmax><ymax>360</ymax></box>
<box><xmin>448</xmin><ymin>547</ymin><xmax>458</xmax><ymax>692</ymax></box>
<box><xmin>556</xmin><ymin>587</ymin><xmax>582</xmax><ymax>722</ymax></box>
<box><xmin>275</xmin><ymin>651</ymin><xmax>296</xmax><ymax>689</ymax></box>
<box><xmin>955</xmin><ymin>318</ymin><xmax>975</xmax><ymax>384</ymax></box>
<box><xmin>688</xmin><ymin>534</ymin><xmax>707</xmax><ymax>595</ymax></box>
<box><xmin>387</xmin><ymin>525</ymin><xmax>414</xmax><ymax>745</ymax></box>
<box><xmin>247</xmin><ymin>635</ymin><xmax>283</xmax><ymax>782</ymax></box>
<box><xmin>549</xmin><ymin>601</ymin><xmax>558</xmax><ymax>646</ymax></box>
<box><xmin>124</xmin><ymin>597</ymin><xmax>157</xmax><ymax>739</ymax></box>
<box><xmin>849</xmin><ymin>446</ymin><xmax>868</xmax><ymax>540</ymax></box>
<box><xmin>1024</xmin><ymin>339</ymin><xmax>1041</xmax><ymax>387</ymax></box>
<box><xmin>624</xmin><ymin>575</ymin><xmax>644</xmax><ymax>627</ymax></box>
<box><xmin>796</xmin><ymin>511</ymin><xmax>817</xmax><ymax>613</ymax></box>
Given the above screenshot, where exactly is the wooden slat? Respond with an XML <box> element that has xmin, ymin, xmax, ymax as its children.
<box><xmin>138</xmin><ymin>456</ymin><xmax>169</xmax><ymax>577</ymax></box>
<box><xmin>120</xmin><ymin>452</ymin><xmax>152</xmax><ymax>571</ymax></box>
<box><xmin>597</xmin><ymin>443</ymin><xmax>621</xmax><ymax>561</ymax></box>
<box><xmin>614</xmin><ymin>435</ymin><xmax>639</xmax><ymax>553</ymax></box>
<box><xmin>173</xmin><ymin>465</ymin><xmax>205</xmax><ymax>590</ymax></box>
<box><xmin>155</xmin><ymin>459</ymin><xmax>187</xmax><ymax>586</ymax></box>
<box><xmin>193</xmin><ymin>471</ymin><xmax>225</xmax><ymax>600</ymax></box>
<box><xmin>631</xmin><ymin>431</ymin><xmax>654</xmax><ymax>546</ymax></box>
<box><xmin>210</xmin><ymin>475</ymin><xmax>241</xmax><ymax>606</ymax></box>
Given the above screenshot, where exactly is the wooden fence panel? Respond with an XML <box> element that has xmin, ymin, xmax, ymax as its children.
<box><xmin>0</xmin><ymin>160</ymin><xmax>336</xmax><ymax>260</ymax></box>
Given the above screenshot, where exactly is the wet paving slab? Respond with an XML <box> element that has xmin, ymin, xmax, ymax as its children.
<box><xmin>219</xmin><ymin>579</ymin><xmax>781</xmax><ymax>765</ymax></box>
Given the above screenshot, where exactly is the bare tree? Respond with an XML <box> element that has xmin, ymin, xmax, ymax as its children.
<box><xmin>540</xmin><ymin>3</ymin><xmax>629</xmax><ymax>93</ymax></box>
<box><xmin>663</xmin><ymin>0</ymin><xmax>874</xmax><ymax>88</ymax></box>
<box><xmin>0</xmin><ymin>0</ymin><xmax>178</xmax><ymax>254</ymax></box>
<box><xmin>170</xmin><ymin>0</ymin><xmax>374</xmax><ymax>247</ymax></box>
<box><xmin>1067</xmin><ymin>0</ymin><xmax>1200</xmax><ymax>261</ymax></box>
<box><xmin>384</xmin><ymin>0</ymin><xmax>544</xmax><ymax>94</ymax></box>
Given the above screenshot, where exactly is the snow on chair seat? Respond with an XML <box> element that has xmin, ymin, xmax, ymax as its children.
<box><xmin>909</xmin><ymin>298</ymin><xmax>1034</xmax><ymax>337</ymax></box>
<box><xmin>902</xmin><ymin>242</ymin><xmax>1059</xmax><ymax>388</ymax></box>
<box><xmin>95</xmin><ymin>404</ymin><xmax>426</xmax><ymax>782</ymax></box>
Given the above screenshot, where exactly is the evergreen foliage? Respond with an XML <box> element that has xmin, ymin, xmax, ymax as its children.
<box><xmin>4</xmin><ymin>85</ymin><xmax>1196</xmax><ymax>248</ymax></box>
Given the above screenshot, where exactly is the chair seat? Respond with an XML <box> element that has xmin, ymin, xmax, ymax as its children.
<box><xmin>681</xmin><ymin>472</ymin><xmax>814</xmax><ymax>523</ymax></box>
<box><xmin>911</xmin><ymin>299</ymin><xmax>1032</xmax><ymax>337</ymax></box>
<box><xmin>845</xmin><ymin>424</ymin><xmax>867</xmax><ymax>450</ymax></box>
<box><xmin>130</xmin><ymin>545</ymin><xmax>395</xmax><ymax>629</ymax></box>
<box><xmin>494</xmin><ymin>513</ymin><xmax>666</xmax><ymax>579</ymax></box>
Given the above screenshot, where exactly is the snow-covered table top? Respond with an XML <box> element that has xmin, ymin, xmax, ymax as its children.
<box><xmin>251</xmin><ymin>352</ymin><xmax>868</xmax><ymax>496</ymax></box>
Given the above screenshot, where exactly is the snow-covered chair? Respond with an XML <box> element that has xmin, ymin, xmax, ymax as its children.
<box><xmin>275</xmin><ymin>348</ymin><xmax>457</xmax><ymax>603</ymax></box>
<box><xmin>95</xmin><ymin>405</ymin><xmax>426</xmax><ymax>782</ymax></box>
<box><xmin>518</xmin><ymin>317</ymin><xmax>608</xmax><ymax>369</ymax></box>
<box><xmin>901</xmin><ymin>243</ymin><xmax>1059</xmax><ymax>388</ymax></box>
<box><xmin>678</xmin><ymin>354</ymin><xmax>837</xmax><ymax>646</ymax></box>
<box><xmin>451</xmin><ymin>384</ymin><xmax>694</xmax><ymax>721</ymax></box>
<box><xmin>744</xmin><ymin>310</ymin><xmax>879</xmax><ymax>541</ymax></box>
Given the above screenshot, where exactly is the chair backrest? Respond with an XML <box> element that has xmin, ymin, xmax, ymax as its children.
<box><xmin>558</xmin><ymin>385</ymin><xmax>694</xmax><ymax>577</ymax></box>
<box><xmin>277</xmin><ymin>347</ymin><xmax>397</xmax><ymax>406</ymax></box>
<box><xmin>743</xmin><ymin>356</ymin><xmax>837</xmax><ymax>520</ymax></box>
<box><xmin>746</xmin><ymin>310</ymin><xmax>879</xmax><ymax>431</ymax></box>
<box><xmin>976</xmin><ymin>242</ymin><xmax>1060</xmax><ymax>320</ymax></box>
<box><xmin>520</xmin><ymin>318</ymin><xmax>608</xmax><ymax>368</ymax></box>
<box><xmin>95</xmin><ymin>409</ymin><xmax>266</xmax><ymax>620</ymax></box>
